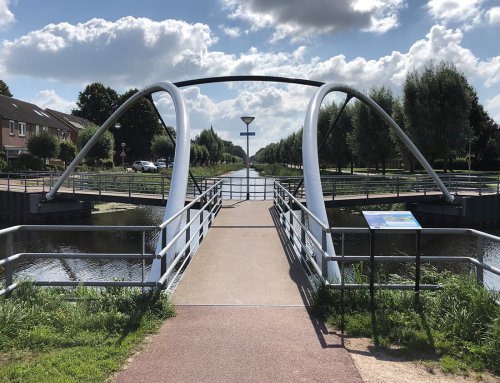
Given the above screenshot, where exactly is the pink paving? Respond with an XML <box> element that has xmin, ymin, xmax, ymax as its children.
<box><xmin>114</xmin><ymin>201</ymin><xmax>362</xmax><ymax>383</ymax></box>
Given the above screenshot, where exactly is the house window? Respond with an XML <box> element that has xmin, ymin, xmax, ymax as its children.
<box><xmin>42</xmin><ymin>126</ymin><xmax>48</xmax><ymax>131</ymax></box>
<box><xmin>62</xmin><ymin>131</ymin><xmax>67</xmax><ymax>141</ymax></box>
<box><xmin>35</xmin><ymin>125</ymin><xmax>40</xmax><ymax>135</ymax></box>
<box><xmin>19</xmin><ymin>122</ymin><xmax>26</xmax><ymax>137</ymax></box>
<box><xmin>9</xmin><ymin>120</ymin><xmax>15</xmax><ymax>135</ymax></box>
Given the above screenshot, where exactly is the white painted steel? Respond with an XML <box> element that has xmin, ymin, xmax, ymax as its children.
<box><xmin>303</xmin><ymin>83</ymin><xmax>456</xmax><ymax>282</ymax></box>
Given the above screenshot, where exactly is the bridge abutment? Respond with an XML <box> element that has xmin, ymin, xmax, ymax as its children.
<box><xmin>0</xmin><ymin>191</ymin><xmax>92</xmax><ymax>224</ymax></box>
<box><xmin>408</xmin><ymin>194</ymin><xmax>500</xmax><ymax>228</ymax></box>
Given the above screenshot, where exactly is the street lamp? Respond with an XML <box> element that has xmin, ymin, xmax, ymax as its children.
<box><xmin>121</xmin><ymin>142</ymin><xmax>126</xmax><ymax>169</ymax></box>
<box><xmin>240</xmin><ymin>116</ymin><xmax>255</xmax><ymax>200</ymax></box>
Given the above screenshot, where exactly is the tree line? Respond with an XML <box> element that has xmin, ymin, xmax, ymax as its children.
<box><xmin>255</xmin><ymin>62</ymin><xmax>499</xmax><ymax>173</ymax></box>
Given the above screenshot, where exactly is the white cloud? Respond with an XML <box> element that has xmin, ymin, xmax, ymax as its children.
<box><xmin>32</xmin><ymin>90</ymin><xmax>75</xmax><ymax>113</ymax></box>
<box><xmin>2</xmin><ymin>17</ymin><xmax>218</xmax><ymax>87</ymax></box>
<box><xmin>486</xmin><ymin>94</ymin><xmax>500</xmax><ymax>123</ymax></box>
<box><xmin>427</xmin><ymin>0</ymin><xmax>486</xmax><ymax>27</ymax></box>
<box><xmin>487</xmin><ymin>7</ymin><xmax>500</xmax><ymax>24</ymax></box>
<box><xmin>222</xmin><ymin>0</ymin><xmax>406</xmax><ymax>42</ymax></box>
<box><xmin>219</xmin><ymin>25</ymin><xmax>240</xmax><ymax>37</ymax></box>
<box><xmin>0</xmin><ymin>0</ymin><xmax>14</xmax><ymax>29</ymax></box>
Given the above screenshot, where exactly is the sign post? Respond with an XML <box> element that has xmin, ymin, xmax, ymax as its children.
<box><xmin>240</xmin><ymin>117</ymin><xmax>255</xmax><ymax>200</ymax></box>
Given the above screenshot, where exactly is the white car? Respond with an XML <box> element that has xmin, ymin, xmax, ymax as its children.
<box><xmin>132</xmin><ymin>161</ymin><xmax>157</xmax><ymax>172</ymax></box>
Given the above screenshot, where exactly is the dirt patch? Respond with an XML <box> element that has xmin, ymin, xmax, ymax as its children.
<box><xmin>345</xmin><ymin>337</ymin><xmax>497</xmax><ymax>383</ymax></box>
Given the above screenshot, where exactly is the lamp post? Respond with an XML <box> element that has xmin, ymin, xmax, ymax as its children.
<box><xmin>121</xmin><ymin>142</ymin><xmax>126</xmax><ymax>169</ymax></box>
<box><xmin>240</xmin><ymin>116</ymin><xmax>255</xmax><ymax>200</ymax></box>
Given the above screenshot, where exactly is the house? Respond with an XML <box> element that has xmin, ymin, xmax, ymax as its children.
<box><xmin>0</xmin><ymin>94</ymin><xmax>90</xmax><ymax>162</ymax></box>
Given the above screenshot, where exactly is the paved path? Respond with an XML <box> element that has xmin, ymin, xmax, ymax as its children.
<box><xmin>114</xmin><ymin>200</ymin><xmax>362</xmax><ymax>382</ymax></box>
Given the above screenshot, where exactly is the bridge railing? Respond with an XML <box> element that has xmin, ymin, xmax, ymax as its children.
<box><xmin>1</xmin><ymin>171</ymin><xmax>498</xmax><ymax>200</ymax></box>
<box><xmin>0</xmin><ymin>180</ymin><xmax>224</xmax><ymax>296</ymax></box>
<box><xmin>273</xmin><ymin>179</ymin><xmax>500</xmax><ymax>293</ymax></box>
<box><xmin>156</xmin><ymin>180</ymin><xmax>223</xmax><ymax>291</ymax></box>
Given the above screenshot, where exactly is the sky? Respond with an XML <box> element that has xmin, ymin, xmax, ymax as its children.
<box><xmin>0</xmin><ymin>0</ymin><xmax>499</xmax><ymax>155</ymax></box>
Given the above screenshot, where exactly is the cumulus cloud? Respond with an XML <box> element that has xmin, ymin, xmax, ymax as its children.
<box><xmin>0</xmin><ymin>0</ymin><xmax>14</xmax><ymax>29</ymax></box>
<box><xmin>222</xmin><ymin>0</ymin><xmax>405</xmax><ymax>41</ymax></box>
<box><xmin>32</xmin><ymin>90</ymin><xmax>75</xmax><ymax>113</ymax></box>
<box><xmin>2</xmin><ymin>17</ymin><xmax>218</xmax><ymax>87</ymax></box>
<box><xmin>219</xmin><ymin>25</ymin><xmax>240</xmax><ymax>37</ymax></box>
<box><xmin>427</xmin><ymin>0</ymin><xmax>488</xmax><ymax>27</ymax></box>
<box><xmin>487</xmin><ymin>7</ymin><xmax>500</xmax><ymax>24</ymax></box>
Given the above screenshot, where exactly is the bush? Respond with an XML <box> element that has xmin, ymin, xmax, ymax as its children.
<box><xmin>15</xmin><ymin>153</ymin><xmax>44</xmax><ymax>171</ymax></box>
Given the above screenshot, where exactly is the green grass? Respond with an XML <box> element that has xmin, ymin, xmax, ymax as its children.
<box><xmin>0</xmin><ymin>283</ymin><xmax>175</xmax><ymax>383</ymax></box>
<box><xmin>253</xmin><ymin>164</ymin><xmax>304</xmax><ymax>177</ymax></box>
<box><xmin>189</xmin><ymin>163</ymin><xmax>244</xmax><ymax>177</ymax></box>
<box><xmin>312</xmin><ymin>268</ymin><xmax>500</xmax><ymax>376</ymax></box>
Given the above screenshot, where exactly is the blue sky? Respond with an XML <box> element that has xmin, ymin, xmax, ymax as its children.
<box><xmin>1</xmin><ymin>0</ymin><xmax>499</xmax><ymax>154</ymax></box>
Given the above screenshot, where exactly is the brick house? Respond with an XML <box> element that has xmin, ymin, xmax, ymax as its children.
<box><xmin>0</xmin><ymin>94</ymin><xmax>90</xmax><ymax>162</ymax></box>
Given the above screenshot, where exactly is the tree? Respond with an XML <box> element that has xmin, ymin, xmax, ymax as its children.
<box><xmin>114</xmin><ymin>89</ymin><xmax>163</xmax><ymax>161</ymax></box>
<box><xmin>231</xmin><ymin>145</ymin><xmax>246</xmax><ymax>160</ymax></box>
<box><xmin>195</xmin><ymin>128</ymin><xmax>223</xmax><ymax>164</ymax></box>
<box><xmin>78</xmin><ymin>124</ymin><xmax>115</xmax><ymax>166</ymax></box>
<box><xmin>58</xmin><ymin>141</ymin><xmax>78</xmax><ymax>168</ymax></box>
<box><xmin>351</xmin><ymin>86</ymin><xmax>395</xmax><ymax>174</ymax></box>
<box><xmin>0</xmin><ymin>80</ymin><xmax>12</xmax><ymax>97</ymax></box>
<box><xmin>72</xmin><ymin>83</ymin><xmax>119</xmax><ymax>125</ymax></box>
<box><xmin>27</xmin><ymin>131</ymin><xmax>60</xmax><ymax>163</ymax></box>
<box><xmin>404</xmin><ymin>61</ymin><xmax>472</xmax><ymax>171</ymax></box>
<box><xmin>151</xmin><ymin>134</ymin><xmax>175</xmax><ymax>162</ymax></box>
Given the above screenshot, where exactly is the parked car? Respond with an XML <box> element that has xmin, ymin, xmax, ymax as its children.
<box><xmin>132</xmin><ymin>161</ymin><xmax>157</xmax><ymax>172</ymax></box>
<box><xmin>155</xmin><ymin>161</ymin><xmax>167</xmax><ymax>169</ymax></box>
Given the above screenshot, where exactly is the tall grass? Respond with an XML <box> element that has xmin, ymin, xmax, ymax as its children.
<box><xmin>312</xmin><ymin>267</ymin><xmax>500</xmax><ymax>375</ymax></box>
<box><xmin>0</xmin><ymin>283</ymin><xmax>174</xmax><ymax>383</ymax></box>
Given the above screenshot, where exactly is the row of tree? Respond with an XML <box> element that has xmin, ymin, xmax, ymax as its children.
<box><xmin>255</xmin><ymin>61</ymin><xmax>499</xmax><ymax>173</ymax></box>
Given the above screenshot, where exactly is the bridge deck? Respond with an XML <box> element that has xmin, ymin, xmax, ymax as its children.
<box><xmin>172</xmin><ymin>200</ymin><xmax>311</xmax><ymax>306</ymax></box>
<box><xmin>114</xmin><ymin>201</ymin><xmax>363</xmax><ymax>383</ymax></box>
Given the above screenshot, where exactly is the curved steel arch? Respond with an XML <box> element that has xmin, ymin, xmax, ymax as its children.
<box><xmin>303</xmin><ymin>83</ymin><xmax>455</xmax><ymax>282</ymax></box>
<box><xmin>173</xmin><ymin>75</ymin><xmax>324</xmax><ymax>88</ymax></box>
<box><xmin>45</xmin><ymin>82</ymin><xmax>191</xmax><ymax>283</ymax></box>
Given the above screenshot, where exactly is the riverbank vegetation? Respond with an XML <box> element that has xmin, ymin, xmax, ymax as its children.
<box><xmin>312</xmin><ymin>268</ymin><xmax>500</xmax><ymax>376</ymax></box>
<box><xmin>0</xmin><ymin>284</ymin><xmax>174</xmax><ymax>383</ymax></box>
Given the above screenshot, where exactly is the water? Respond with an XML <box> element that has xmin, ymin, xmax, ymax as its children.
<box><xmin>1</xmin><ymin>170</ymin><xmax>499</xmax><ymax>289</ymax></box>
<box><xmin>220</xmin><ymin>168</ymin><xmax>273</xmax><ymax>200</ymax></box>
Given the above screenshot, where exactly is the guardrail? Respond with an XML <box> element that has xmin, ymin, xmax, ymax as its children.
<box><xmin>1</xmin><ymin>171</ymin><xmax>498</xmax><ymax>200</ymax></box>
<box><xmin>0</xmin><ymin>180</ymin><xmax>223</xmax><ymax>296</ymax></box>
<box><xmin>273</xmin><ymin>179</ymin><xmax>500</xmax><ymax>295</ymax></box>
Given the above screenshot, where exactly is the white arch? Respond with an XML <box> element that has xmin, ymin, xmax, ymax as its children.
<box><xmin>303</xmin><ymin>83</ymin><xmax>455</xmax><ymax>282</ymax></box>
<box><xmin>45</xmin><ymin>81</ymin><xmax>190</xmax><ymax>283</ymax></box>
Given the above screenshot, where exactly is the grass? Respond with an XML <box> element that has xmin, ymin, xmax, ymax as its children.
<box><xmin>0</xmin><ymin>283</ymin><xmax>175</xmax><ymax>383</ymax></box>
<box><xmin>312</xmin><ymin>267</ymin><xmax>500</xmax><ymax>376</ymax></box>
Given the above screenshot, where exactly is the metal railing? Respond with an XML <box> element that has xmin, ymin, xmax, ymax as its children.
<box><xmin>1</xmin><ymin>171</ymin><xmax>498</xmax><ymax>201</ymax></box>
<box><xmin>273</xmin><ymin>179</ymin><xmax>500</xmax><ymax>293</ymax></box>
<box><xmin>0</xmin><ymin>180</ymin><xmax>223</xmax><ymax>296</ymax></box>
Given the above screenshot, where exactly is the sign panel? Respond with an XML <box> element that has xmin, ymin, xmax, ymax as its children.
<box><xmin>240</xmin><ymin>132</ymin><xmax>256</xmax><ymax>136</ymax></box>
<box><xmin>362</xmin><ymin>211</ymin><xmax>421</xmax><ymax>230</ymax></box>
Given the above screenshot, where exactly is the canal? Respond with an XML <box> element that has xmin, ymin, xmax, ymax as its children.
<box><xmin>1</xmin><ymin>170</ymin><xmax>499</xmax><ymax>290</ymax></box>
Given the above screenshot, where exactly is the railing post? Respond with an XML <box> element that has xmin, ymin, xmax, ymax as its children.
<box><xmin>185</xmin><ymin>208</ymin><xmax>191</xmax><ymax>257</ymax></box>
<box><xmin>369</xmin><ymin>229</ymin><xmax>375</xmax><ymax>315</ymax></box>
<box><xmin>321</xmin><ymin>229</ymin><xmax>328</xmax><ymax>279</ymax></box>
<box><xmin>160</xmin><ymin>227</ymin><xmax>167</xmax><ymax>277</ymax></box>
<box><xmin>72</xmin><ymin>174</ymin><xmax>75</xmax><ymax>195</ymax></box>
<box><xmin>476</xmin><ymin>236</ymin><xmax>484</xmax><ymax>285</ymax></box>
<box><xmin>415</xmin><ymin>230</ymin><xmax>421</xmax><ymax>296</ymax></box>
<box><xmin>7</xmin><ymin>173</ymin><xmax>10</xmax><ymax>191</ymax></box>
<box><xmin>42</xmin><ymin>174</ymin><xmax>45</xmax><ymax>193</ymax></box>
<box><xmin>396</xmin><ymin>177</ymin><xmax>400</xmax><ymax>197</ymax></box>
<box><xmin>478</xmin><ymin>176</ymin><xmax>482</xmax><ymax>196</ymax></box>
<box><xmin>264</xmin><ymin>177</ymin><xmax>267</xmax><ymax>200</ymax></box>
<box><xmin>300</xmin><ymin>210</ymin><xmax>306</xmax><ymax>257</ymax></box>
<box><xmin>24</xmin><ymin>174</ymin><xmax>27</xmax><ymax>192</ymax></box>
<box><xmin>128</xmin><ymin>176</ymin><xmax>132</xmax><ymax>198</ymax></box>
<box><xmin>199</xmin><ymin>205</ymin><xmax>204</xmax><ymax>243</ymax></box>
<box><xmin>98</xmin><ymin>174</ymin><xmax>102</xmax><ymax>197</ymax></box>
<box><xmin>289</xmin><ymin>199</ymin><xmax>294</xmax><ymax>241</ymax></box>
<box><xmin>5</xmin><ymin>233</ymin><xmax>13</xmax><ymax>293</ymax></box>
<box><xmin>365</xmin><ymin>178</ymin><xmax>369</xmax><ymax>198</ymax></box>
<box><xmin>161</xmin><ymin>174</ymin><xmax>165</xmax><ymax>201</ymax></box>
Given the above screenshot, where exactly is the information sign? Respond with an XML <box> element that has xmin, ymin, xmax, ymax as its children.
<box><xmin>240</xmin><ymin>132</ymin><xmax>256</xmax><ymax>136</ymax></box>
<box><xmin>362</xmin><ymin>211</ymin><xmax>421</xmax><ymax>230</ymax></box>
